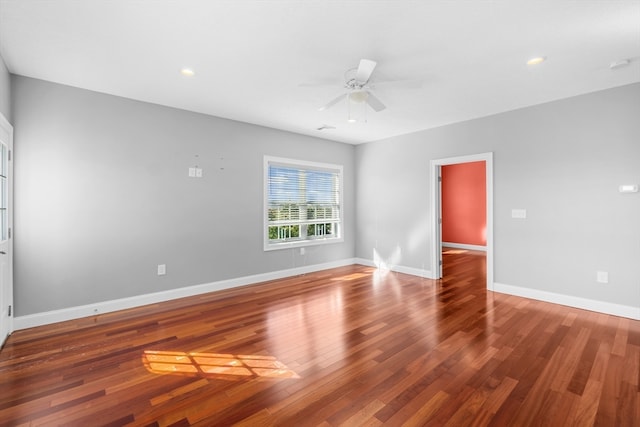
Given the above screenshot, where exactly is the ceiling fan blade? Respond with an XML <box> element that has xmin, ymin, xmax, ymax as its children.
<box><xmin>365</xmin><ymin>92</ymin><xmax>386</xmax><ymax>112</ymax></box>
<box><xmin>318</xmin><ymin>93</ymin><xmax>347</xmax><ymax>111</ymax></box>
<box><xmin>355</xmin><ymin>59</ymin><xmax>377</xmax><ymax>84</ymax></box>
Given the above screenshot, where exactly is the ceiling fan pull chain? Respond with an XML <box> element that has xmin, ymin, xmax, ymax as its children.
<box><xmin>362</xmin><ymin>93</ymin><xmax>368</xmax><ymax>123</ymax></box>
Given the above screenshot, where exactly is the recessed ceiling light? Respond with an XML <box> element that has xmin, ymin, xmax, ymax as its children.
<box><xmin>180</xmin><ymin>68</ymin><xmax>195</xmax><ymax>77</ymax></box>
<box><xmin>526</xmin><ymin>56</ymin><xmax>546</xmax><ymax>66</ymax></box>
<box><xmin>610</xmin><ymin>59</ymin><xmax>630</xmax><ymax>70</ymax></box>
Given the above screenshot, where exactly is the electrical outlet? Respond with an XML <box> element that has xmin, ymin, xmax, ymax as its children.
<box><xmin>596</xmin><ymin>271</ymin><xmax>608</xmax><ymax>284</ymax></box>
<box><xmin>158</xmin><ymin>264</ymin><xmax>166</xmax><ymax>276</ymax></box>
<box><xmin>511</xmin><ymin>209</ymin><xmax>527</xmax><ymax>219</ymax></box>
<box><xmin>188</xmin><ymin>167</ymin><xmax>196</xmax><ymax>177</ymax></box>
<box><xmin>300</xmin><ymin>247</ymin><xmax>305</xmax><ymax>255</ymax></box>
<box><xmin>195</xmin><ymin>168</ymin><xmax>203</xmax><ymax>178</ymax></box>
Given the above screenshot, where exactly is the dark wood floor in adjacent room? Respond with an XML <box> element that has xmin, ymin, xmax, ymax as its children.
<box><xmin>1</xmin><ymin>249</ymin><xmax>638</xmax><ymax>426</ymax></box>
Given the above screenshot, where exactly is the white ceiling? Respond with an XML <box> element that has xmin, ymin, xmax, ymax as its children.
<box><xmin>1</xmin><ymin>1</ymin><xmax>639</xmax><ymax>145</ymax></box>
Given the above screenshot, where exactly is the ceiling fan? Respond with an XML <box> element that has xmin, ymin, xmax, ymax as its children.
<box><xmin>318</xmin><ymin>59</ymin><xmax>387</xmax><ymax>114</ymax></box>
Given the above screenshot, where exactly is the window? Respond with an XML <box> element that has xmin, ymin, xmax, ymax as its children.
<box><xmin>264</xmin><ymin>156</ymin><xmax>343</xmax><ymax>250</ymax></box>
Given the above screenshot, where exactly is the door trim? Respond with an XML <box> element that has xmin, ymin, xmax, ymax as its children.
<box><xmin>430</xmin><ymin>152</ymin><xmax>493</xmax><ymax>290</ymax></box>
<box><xmin>0</xmin><ymin>112</ymin><xmax>13</xmax><ymax>346</ymax></box>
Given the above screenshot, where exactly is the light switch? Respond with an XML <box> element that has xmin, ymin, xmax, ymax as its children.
<box><xmin>195</xmin><ymin>168</ymin><xmax>203</xmax><ymax>178</ymax></box>
<box><xmin>511</xmin><ymin>209</ymin><xmax>527</xmax><ymax>219</ymax></box>
<box><xmin>188</xmin><ymin>167</ymin><xmax>196</xmax><ymax>177</ymax></box>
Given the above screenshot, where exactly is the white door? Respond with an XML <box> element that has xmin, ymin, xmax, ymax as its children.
<box><xmin>430</xmin><ymin>164</ymin><xmax>445</xmax><ymax>279</ymax></box>
<box><xmin>0</xmin><ymin>114</ymin><xmax>13</xmax><ymax>347</ymax></box>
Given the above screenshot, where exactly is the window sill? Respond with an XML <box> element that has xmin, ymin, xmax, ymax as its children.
<box><xmin>263</xmin><ymin>237</ymin><xmax>344</xmax><ymax>252</ymax></box>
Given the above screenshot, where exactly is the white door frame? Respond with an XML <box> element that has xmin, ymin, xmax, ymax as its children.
<box><xmin>430</xmin><ymin>152</ymin><xmax>493</xmax><ymax>290</ymax></box>
<box><xmin>0</xmin><ymin>112</ymin><xmax>13</xmax><ymax>347</ymax></box>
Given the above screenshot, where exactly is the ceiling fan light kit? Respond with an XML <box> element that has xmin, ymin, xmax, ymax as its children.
<box><xmin>349</xmin><ymin>90</ymin><xmax>369</xmax><ymax>103</ymax></box>
<box><xmin>347</xmin><ymin>94</ymin><xmax>368</xmax><ymax>124</ymax></box>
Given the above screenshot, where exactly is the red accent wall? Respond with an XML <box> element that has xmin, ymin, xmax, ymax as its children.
<box><xmin>441</xmin><ymin>161</ymin><xmax>486</xmax><ymax>246</ymax></box>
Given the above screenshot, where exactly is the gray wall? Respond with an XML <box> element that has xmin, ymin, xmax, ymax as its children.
<box><xmin>12</xmin><ymin>76</ymin><xmax>355</xmax><ymax>316</ymax></box>
<box><xmin>0</xmin><ymin>54</ymin><xmax>10</xmax><ymax>122</ymax></box>
<box><xmin>11</xmin><ymin>74</ymin><xmax>640</xmax><ymax>317</ymax></box>
<box><xmin>356</xmin><ymin>83</ymin><xmax>640</xmax><ymax>309</ymax></box>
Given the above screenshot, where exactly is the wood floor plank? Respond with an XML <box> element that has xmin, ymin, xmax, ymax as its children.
<box><xmin>1</xmin><ymin>250</ymin><xmax>638</xmax><ymax>426</ymax></box>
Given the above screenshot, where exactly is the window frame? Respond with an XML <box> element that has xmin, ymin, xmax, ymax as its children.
<box><xmin>263</xmin><ymin>156</ymin><xmax>344</xmax><ymax>251</ymax></box>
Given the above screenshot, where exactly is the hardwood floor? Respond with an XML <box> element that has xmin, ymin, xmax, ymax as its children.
<box><xmin>1</xmin><ymin>249</ymin><xmax>638</xmax><ymax>426</ymax></box>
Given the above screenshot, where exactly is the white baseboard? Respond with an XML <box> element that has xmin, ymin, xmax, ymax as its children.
<box><xmin>354</xmin><ymin>258</ymin><xmax>638</xmax><ymax>320</ymax></box>
<box><xmin>15</xmin><ymin>260</ymin><xmax>638</xmax><ymax>330</ymax></box>
<box><xmin>493</xmin><ymin>282</ymin><xmax>640</xmax><ymax>320</ymax></box>
<box><xmin>13</xmin><ymin>258</ymin><xmax>358</xmax><ymax>331</ymax></box>
<box><xmin>354</xmin><ymin>258</ymin><xmax>435</xmax><ymax>279</ymax></box>
<box><xmin>443</xmin><ymin>242</ymin><xmax>487</xmax><ymax>252</ymax></box>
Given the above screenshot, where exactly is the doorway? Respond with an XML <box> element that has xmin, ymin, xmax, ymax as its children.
<box><xmin>430</xmin><ymin>153</ymin><xmax>493</xmax><ymax>290</ymax></box>
<box><xmin>0</xmin><ymin>113</ymin><xmax>13</xmax><ymax>347</ymax></box>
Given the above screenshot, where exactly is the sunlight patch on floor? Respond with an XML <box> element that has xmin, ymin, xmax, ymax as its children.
<box><xmin>442</xmin><ymin>249</ymin><xmax>469</xmax><ymax>254</ymax></box>
<box><xmin>143</xmin><ymin>350</ymin><xmax>300</xmax><ymax>380</ymax></box>
<box><xmin>331</xmin><ymin>272</ymin><xmax>369</xmax><ymax>281</ymax></box>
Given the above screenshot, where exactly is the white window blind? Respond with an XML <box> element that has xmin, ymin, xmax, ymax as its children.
<box><xmin>264</xmin><ymin>156</ymin><xmax>343</xmax><ymax>250</ymax></box>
